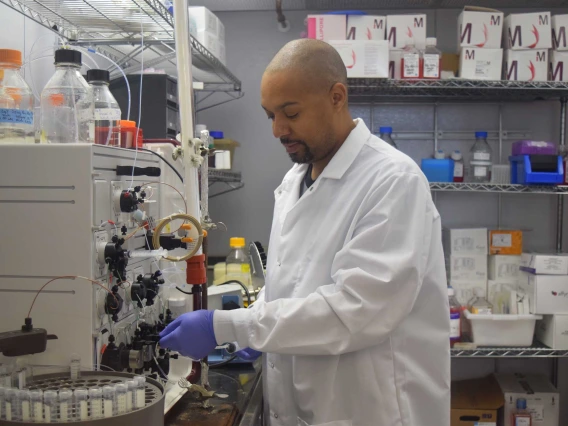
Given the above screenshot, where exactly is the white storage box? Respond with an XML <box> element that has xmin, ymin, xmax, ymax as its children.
<box><xmin>449</xmin><ymin>254</ymin><xmax>487</xmax><ymax>281</ymax></box>
<box><xmin>458</xmin><ymin>8</ymin><xmax>504</xmax><ymax>49</ymax></box>
<box><xmin>386</xmin><ymin>14</ymin><xmax>427</xmax><ymax>50</ymax></box>
<box><xmin>459</xmin><ymin>48</ymin><xmax>503</xmax><ymax>80</ymax></box>
<box><xmin>518</xmin><ymin>272</ymin><xmax>568</xmax><ymax>314</ymax></box>
<box><xmin>346</xmin><ymin>15</ymin><xmax>386</xmax><ymax>40</ymax></box>
<box><xmin>464</xmin><ymin>310</ymin><xmax>542</xmax><ymax>346</ymax></box>
<box><xmin>489</xmin><ymin>255</ymin><xmax>521</xmax><ymax>281</ymax></box>
<box><xmin>504</xmin><ymin>12</ymin><xmax>552</xmax><ymax>50</ymax></box>
<box><xmin>536</xmin><ymin>314</ymin><xmax>568</xmax><ymax>349</ymax></box>
<box><xmin>504</xmin><ymin>49</ymin><xmax>548</xmax><ymax>81</ymax></box>
<box><xmin>443</xmin><ymin>227</ymin><xmax>488</xmax><ymax>255</ymax></box>
<box><xmin>307</xmin><ymin>15</ymin><xmax>346</xmax><ymax>41</ymax></box>
<box><xmin>520</xmin><ymin>252</ymin><xmax>568</xmax><ymax>275</ymax></box>
<box><xmin>329</xmin><ymin>40</ymin><xmax>389</xmax><ymax>78</ymax></box>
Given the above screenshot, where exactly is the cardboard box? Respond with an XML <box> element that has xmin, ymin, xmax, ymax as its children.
<box><xmin>217</xmin><ymin>19</ymin><xmax>225</xmax><ymax>43</ymax></box>
<box><xmin>307</xmin><ymin>15</ymin><xmax>346</xmax><ymax>42</ymax></box>
<box><xmin>489</xmin><ymin>230</ymin><xmax>523</xmax><ymax>255</ymax></box>
<box><xmin>504</xmin><ymin>12</ymin><xmax>552</xmax><ymax>50</ymax></box>
<box><xmin>329</xmin><ymin>40</ymin><xmax>389</xmax><ymax>78</ymax></box>
<box><xmin>489</xmin><ymin>255</ymin><xmax>521</xmax><ymax>281</ymax></box>
<box><xmin>188</xmin><ymin>6</ymin><xmax>218</xmax><ymax>35</ymax></box>
<box><xmin>451</xmin><ymin>376</ymin><xmax>504</xmax><ymax>426</ymax></box>
<box><xmin>442</xmin><ymin>53</ymin><xmax>460</xmax><ymax>75</ymax></box>
<box><xmin>450</xmin><ymin>255</ymin><xmax>488</xmax><ymax>281</ymax></box>
<box><xmin>518</xmin><ymin>272</ymin><xmax>568</xmax><ymax>314</ymax></box>
<box><xmin>549</xmin><ymin>50</ymin><xmax>568</xmax><ymax>81</ymax></box>
<box><xmin>346</xmin><ymin>15</ymin><xmax>386</xmax><ymax>40</ymax></box>
<box><xmin>459</xmin><ymin>48</ymin><xmax>503</xmax><ymax>80</ymax></box>
<box><xmin>495</xmin><ymin>374</ymin><xmax>559</xmax><ymax>426</ymax></box>
<box><xmin>444</xmin><ymin>228</ymin><xmax>488</xmax><ymax>255</ymax></box>
<box><xmin>458</xmin><ymin>7</ymin><xmax>504</xmax><ymax>49</ymax></box>
<box><xmin>389</xmin><ymin>50</ymin><xmax>404</xmax><ymax>79</ymax></box>
<box><xmin>386</xmin><ymin>14</ymin><xmax>427</xmax><ymax>50</ymax></box>
<box><xmin>194</xmin><ymin>29</ymin><xmax>219</xmax><ymax>57</ymax></box>
<box><xmin>520</xmin><ymin>253</ymin><xmax>568</xmax><ymax>275</ymax></box>
<box><xmin>536</xmin><ymin>314</ymin><xmax>568</xmax><ymax>349</ymax></box>
<box><xmin>504</xmin><ymin>49</ymin><xmax>548</xmax><ymax>82</ymax></box>
<box><xmin>451</xmin><ymin>280</ymin><xmax>487</xmax><ymax>306</ymax></box>
<box><xmin>552</xmin><ymin>14</ymin><xmax>568</xmax><ymax>50</ymax></box>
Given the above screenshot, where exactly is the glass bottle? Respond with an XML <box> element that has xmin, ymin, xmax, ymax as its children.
<box><xmin>379</xmin><ymin>126</ymin><xmax>397</xmax><ymax>149</ymax></box>
<box><xmin>4</xmin><ymin>388</ymin><xmax>15</xmax><ymax>421</ymax></box>
<box><xmin>40</xmin><ymin>49</ymin><xmax>93</xmax><ymax>144</ymax></box>
<box><xmin>30</xmin><ymin>389</ymin><xmax>43</xmax><ymax>422</ymax></box>
<box><xmin>126</xmin><ymin>380</ymin><xmax>136</xmax><ymax>412</ymax></box>
<box><xmin>448</xmin><ymin>286</ymin><xmax>462</xmax><ymax>347</ymax></box>
<box><xmin>58</xmin><ymin>389</ymin><xmax>72</xmax><ymax>422</ymax></box>
<box><xmin>451</xmin><ymin>150</ymin><xmax>464</xmax><ymax>182</ymax></box>
<box><xmin>115</xmin><ymin>383</ymin><xmax>128</xmax><ymax>414</ymax></box>
<box><xmin>89</xmin><ymin>387</ymin><xmax>103</xmax><ymax>420</ymax></box>
<box><xmin>422</xmin><ymin>37</ymin><xmax>441</xmax><ymax>80</ymax></box>
<box><xmin>74</xmin><ymin>388</ymin><xmax>89</xmax><ymax>420</ymax></box>
<box><xmin>103</xmin><ymin>385</ymin><xmax>116</xmax><ymax>418</ymax></box>
<box><xmin>401</xmin><ymin>43</ymin><xmax>420</xmax><ymax>79</ymax></box>
<box><xmin>43</xmin><ymin>390</ymin><xmax>58</xmax><ymax>423</ymax></box>
<box><xmin>511</xmin><ymin>398</ymin><xmax>532</xmax><ymax>426</ymax></box>
<box><xmin>226</xmin><ymin>238</ymin><xmax>252</xmax><ymax>290</ymax></box>
<box><xmin>469</xmin><ymin>131</ymin><xmax>492</xmax><ymax>183</ymax></box>
<box><xmin>134</xmin><ymin>376</ymin><xmax>146</xmax><ymax>409</ymax></box>
<box><xmin>87</xmin><ymin>69</ymin><xmax>121</xmax><ymax>146</ymax></box>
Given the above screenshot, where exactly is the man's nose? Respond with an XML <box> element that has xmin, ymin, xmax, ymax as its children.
<box><xmin>272</xmin><ymin>117</ymin><xmax>291</xmax><ymax>139</ymax></box>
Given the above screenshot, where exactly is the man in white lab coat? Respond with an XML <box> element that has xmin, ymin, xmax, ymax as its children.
<box><xmin>160</xmin><ymin>39</ymin><xmax>450</xmax><ymax>426</ymax></box>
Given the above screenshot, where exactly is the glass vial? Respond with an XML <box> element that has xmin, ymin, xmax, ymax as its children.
<box><xmin>115</xmin><ymin>383</ymin><xmax>128</xmax><ymax>415</ymax></box>
<box><xmin>58</xmin><ymin>389</ymin><xmax>72</xmax><ymax>423</ymax></box>
<box><xmin>134</xmin><ymin>376</ymin><xmax>146</xmax><ymax>409</ymax></box>
<box><xmin>43</xmin><ymin>390</ymin><xmax>58</xmax><ymax>423</ymax></box>
<box><xmin>0</xmin><ymin>365</ymin><xmax>12</xmax><ymax>387</ymax></box>
<box><xmin>18</xmin><ymin>389</ymin><xmax>31</xmax><ymax>422</ymax></box>
<box><xmin>74</xmin><ymin>388</ymin><xmax>89</xmax><ymax>421</ymax></box>
<box><xmin>15</xmin><ymin>358</ymin><xmax>27</xmax><ymax>389</ymax></box>
<box><xmin>89</xmin><ymin>388</ymin><xmax>103</xmax><ymax>420</ymax></box>
<box><xmin>30</xmin><ymin>389</ymin><xmax>43</xmax><ymax>422</ymax></box>
<box><xmin>4</xmin><ymin>388</ymin><xmax>15</xmax><ymax>421</ymax></box>
<box><xmin>102</xmin><ymin>385</ymin><xmax>116</xmax><ymax>418</ymax></box>
<box><xmin>126</xmin><ymin>380</ymin><xmax>136</xmax><ymax>412</ymax></box>
<box><xmin>70</xmin><ymin>353</ymin><xmax>81</xmax><ymax>380</ymax></box>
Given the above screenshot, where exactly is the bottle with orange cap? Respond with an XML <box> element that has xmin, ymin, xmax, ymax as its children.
<box><xmin>226</xmin><ymin>237</ymin><xmax>252</xmax><ymax>290</ymax></box>
<box><xmin>0</xmin><ymin>49</ymin><xmax>34</xmax><ymax>144</ymax></box>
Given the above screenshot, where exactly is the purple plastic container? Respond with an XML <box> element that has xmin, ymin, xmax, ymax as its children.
<box><xmin>512</xmin><ymin>140</ymin><xmax>557</xmax><ymax>156</ymax></box>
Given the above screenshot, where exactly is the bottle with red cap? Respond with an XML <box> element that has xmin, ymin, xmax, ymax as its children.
<box><xmin>0</xmin><ymin>49</ymin><xmax>34</xmax><ymax>143</ymax></box>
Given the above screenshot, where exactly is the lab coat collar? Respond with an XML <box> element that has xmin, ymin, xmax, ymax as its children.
<box><xmin>319</xmin><ymin>118</ymin><xmax>370</xmax><ymax>180</ymax></box>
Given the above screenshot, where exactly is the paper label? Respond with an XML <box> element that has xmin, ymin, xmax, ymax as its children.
<box><xmin>450</xmin><ymin>313</ymin><xmax>461</xmax><ymax>338</ymax></box>
<box><xmin>474</xmin><ymin>166</ymin><xmax>487</xmax><ymax>177</ymax></box>
<box><xmin>528</xmin><ymin>405</ymin><xmax>544</xmax><ymax>422</ymax></box>
<box><xmin>0</xmin><ymin>108</ymin><xmax>33</xmax><ymax>125</ymax></box>
<box><xmin>94</xmin><ymin>108</ymin><xmax>121</xmax><ymax>121</ymax></box>
<box><xmin>473</xmin><ymin>152</ymin><xmax>491</xmax><ymax>161</ymax></box>
<box><xmin>454</xmin><ymin>163</ymin><xmax>464</xmax><ymax>177</ymax></box>
<box><xmin>472</xmin><ymin>307</ymin><xmax>492</xmax><ymax>314</ymax></box>
<box><xmin>492</xmin><ymin>233</ymin><xmax>512</xmax><ymax>247</ymax></box>
<box><xmin>475</xmin><ymin>423</ymin><xmax>496</xmax><ymax>426</ymax></box>
<box><xmin>423</xmin><ymin>54</ymin><xmax>440</xmax><ymax>78</ymax></box>
<box><xmin>403</xmin><ymin>53</ymin><xmax>419</xmax><ymax>78</ymax></box>
<box><xmin>513</xmin><ymin>417</ymin><xmax>531</xmax><ymax>426</ymax></box>
<box><xmin>475</xmin><ymin>60</ymin><xmax>491</xmax><ymax>78</ymax></box>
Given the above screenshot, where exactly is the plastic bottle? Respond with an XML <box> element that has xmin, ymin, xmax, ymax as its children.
<box><xmin>468</xmin><ymin>288</ymin><xmax>493</xmax><ymax>315</ymax></box>
<box><xmin>58</xmin><ymin>389</ymin><xmax>72</xmax><ymax>422</ymax></box>
<box><xmin>89</xmin><ymin>387</ymin><xmax>103</xmax><ymax>420</ymax></box>
<box><xmin>422</xmin><ymin>37</ymin><xmax>441</xmax><ymax>80</ymax></box>
<box><xmin>401</xmin><ymin>43</ymin><xmax>420</xmax><ymax>79</ymax></box>
<box><xmin>40</xmin><ymin>49</ymin><xmax>93</xmax><ymax>144</ymax></box>
<box><xmin>30</xmin><ymin>389</ymin><xmax>43</xmax><ymax>422</ymax></box>
<box><xmin>448</xmin><ymin>287</ymin><xmax>461</xmax><ymax>347</ymax></box>
<box><xmin>469</xmin><ymin>131</ymin><xmax>492</xmax><ymax>183</ymax></box>
<box><xmin>134</xmin><ymin>376</ymin><xmax>146</xmax><ymax>409</ymax></box>
<box><xmin>103</xmin><ymin>385</ymin><xmax>116</xmax><ymax>418</ymax></box>
<box><xmin>451</xmin><ymin>150</ymin><xmax>464</xmax><ymax>182</ymax></box>
<box><xmin>379</xmin><ymin>126</ymin><xmax>397</xmax><ymax>149</ymax></box>
<box><xmin>87</xmin><ymin>69</ymin><xmax>121</xmax><ymax>146</ymax></box>
<box><xmin>511</xmin><ymin>398</ymin><xmax>532</xmax><ymax>426</ymax></box>
<box><xmin>0</xmin><ymin>49</ymin><xmax>34</xmax><ymax>143</ymax></box>
<box><xmin>43</xmin><ymin>390</ymin><xmax>57</xmax><ymax>423</ymax></box>
<box><xmin>226</xmin><ymin>238</ymin><xmax>252</xmax><ymax>290</ymax></box>
<box><xmin>74</xmin><ymin>388</ymin><xmax>89</xmax><ymax>420</ymax></box>
<box><xmin>434</xmin><ymin>149</ymin><xmax>445</xmax><ymax>160</ymax></box>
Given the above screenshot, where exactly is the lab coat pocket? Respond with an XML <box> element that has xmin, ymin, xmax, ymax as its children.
<box><xmin>297</xmin><ymin>419</ymin><xmax>352</xmax><ymax>426</ymax></box>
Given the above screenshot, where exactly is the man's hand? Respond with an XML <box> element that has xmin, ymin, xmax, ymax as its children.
<box><xmin>159</xmin><ymin>310</ymin><xmax>217</xmax><ymax>360</ymax></box>
<box><xmin>236</xmin><ymin>348</ymin><xmax>262</xmax><ymax>361</ymax></box>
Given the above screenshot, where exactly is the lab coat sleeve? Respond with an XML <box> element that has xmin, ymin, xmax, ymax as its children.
<box><xmin>214</xmin><ymin>171</ymin><xmax>435</xmax><ymax>355</ymax></box>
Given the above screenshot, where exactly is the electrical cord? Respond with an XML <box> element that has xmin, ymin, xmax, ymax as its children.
<box><xmin>220</xmin><ymin>280</ymin><xmax>252</xmax><ymax>307</ymax></box>
<box><xmin>208</xmin><ymin>355</ymin><xmax>237</xmax><ymax>369</ymax></box>
<box><xmin>137</xmin><ymin>148</ymin><xmax>183</xmax><ymax>182</ymax></box>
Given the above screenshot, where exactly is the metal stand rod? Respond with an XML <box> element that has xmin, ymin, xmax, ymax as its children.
<box><xmin>498</xmin><ymin>104</ymin><xmax>503</xmax><ymax>229</ymax></box>
<box><xmin>557</xmin><ymin>98</ymin><xmax>567</xmax><ymax>253</ymax></box>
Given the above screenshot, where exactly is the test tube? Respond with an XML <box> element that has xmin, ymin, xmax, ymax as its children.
<box><xmin>73</xmin><ymin>388</ymin><xmax>88</xmax><ymax>421</ymax></box>
<box><xmin>0</xmin><ymin>365</ymin><xmax>12</xmax><ymax>388</ymax></box>
<box><xmin>69</xmin><ymin>354</ymin><xmax>81</xmax><ymax>381</ymax></box>
<box><xmin>102</xmin><ymin>385</ymin><xmax>115</xmax><ymax>418</ymax></box>
<box><xmin>18</xmin><ymin>389</ymin><xmax>31</xmax><ymax>422</ymax></box>
<box><xmin>43</xmin><ymin>390</ymin><xmax>57</xmax><ymax>423</ymax></box>
<box><xmin>126</xmin><ymin>380</ymin><xmax>136</xmax><ymax>412</ymax></box>
<box><xmin>115</xmin><ymin>383</ymin><xmax>128</xmax><ymax>415</ymax></box>
<box><xmin>15</xmin><ymin>358</ymin><xmax>27</xmax><ymax>389</ymax></box>
<box><xmin>59</xmin><ymin>388</ymin><xmax>72</xmax><ymax>422</ymax></box>
<box><xmin>134</xmin><ymin>376</ymin><xmax>146</xmax><ymax>409</ymax></box>
<box><xmin>4</xmin><ymin>388</ymin><xmax>15</xmax><ymax>421</ymax></box>
<box><xmin>89</xmin><ymin>388</ymin><xmax>103</xmax><ymax>420</ymax></box>
<box><xmin>31</xmin><ymin>389</ymin><xmax>43</xmax><ymax>422</ymax></box>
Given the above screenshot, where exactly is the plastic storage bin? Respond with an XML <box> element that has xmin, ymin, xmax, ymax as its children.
<box><xmin>421</xmin><ymin>158</ymin><xmax>454</xmax><ymax>182</ymax></box>
<box><xmin>464</xmin><ymin>310</ymin><xmax>542</xmax><ymax>347</ymax></box>
<box><xmin>509</xmin><ymin>155</ymin><xmax>564</xmax><ymax>185</ymax></box>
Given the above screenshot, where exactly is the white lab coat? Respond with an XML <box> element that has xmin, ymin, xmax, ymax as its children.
<box><xmin>214</xmin><ymin>119</ymin><xmax>450</xmax><ymax>426</ymax></box>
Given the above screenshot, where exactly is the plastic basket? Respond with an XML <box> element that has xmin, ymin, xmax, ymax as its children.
<box><xmin>464</xmin><ymin>310</ymin><xmax>542</xmax><ymax>347</ymax></box>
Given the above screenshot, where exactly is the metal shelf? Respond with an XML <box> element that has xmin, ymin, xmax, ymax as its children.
<box><xmin>1</xmin><ymin>0</ymin><xmax>242</xmax><ymax>95</ymax></box>
<box><xmin>349</xmin><ymin>79</ymin><xmax>568</xmax><ymax>102</ymax></box>
<box><xmin>451</xmin><ymin>345</ymin><xmax>568</xmax><ymax>358</ymax></box>
<box><xmin>208</xmin><ymin>169</ymin><xmax>243</xmax><ymax>198</ymax></box>
<box><xmin>430</xmin><ymin>182</ymin><xmax>568</xmax><ymax>194</ymax></box>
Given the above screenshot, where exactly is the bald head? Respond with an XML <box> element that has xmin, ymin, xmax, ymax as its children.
<box><xmin>265</xmin><ymin>39</ymin><xmax>347</xmax><ymax>92</ymax></box>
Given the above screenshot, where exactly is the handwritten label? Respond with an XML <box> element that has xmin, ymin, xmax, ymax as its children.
<box><xmin>0</xmin><ymin>108</ymin><xmax>33</xmax><ymax>125</ymax></box>
<box><xmin>94</xmin><ymin>108</ymin><xmax>121</xmax><ymax>121</ymax></box>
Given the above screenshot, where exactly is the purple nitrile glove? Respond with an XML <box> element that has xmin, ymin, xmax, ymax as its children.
<box><xmin>236</xmin><ymin>348</ymin><xmax>262</xmax><ymax>361</ymax></box>
<box><xmin>159</xmin><ymin>310</ymin><xmax>217</xmax><ymax>360</ymax></box>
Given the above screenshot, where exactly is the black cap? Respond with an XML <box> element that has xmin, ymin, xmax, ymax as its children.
<box><xmin>54</xmin><ymin>49</ymin><xmax>82</xmax><ymax>65</ymax></box>
<box><xmin>87</xmin><ymin>69</ymin><xmax>110</xmax><ymax>83</ymax></box>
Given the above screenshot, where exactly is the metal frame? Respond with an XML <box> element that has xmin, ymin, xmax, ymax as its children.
<box><xmin>430</xmin><ymin>182</ymin><xmax>568</xmax><ymax>194</ymax></box>
<box><xmin>208</xmin><ymin>169</ymin><xmax>244</xmax><ymax>198</ymax></box>
<box><xmin>451</xmin><ymin>346</ymin><xmax>568</xmax><ymax>358</ymax></box>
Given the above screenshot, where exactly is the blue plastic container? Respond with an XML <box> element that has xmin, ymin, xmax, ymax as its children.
<box><xmin>509</xmin><ymin>155</ymin><xmax>564</xmax><ymax>185</ymax></box>
<box><xmin>421</xmin><ymin>159</ymin><xmax>454</xmax><ymax>183</ymax></box>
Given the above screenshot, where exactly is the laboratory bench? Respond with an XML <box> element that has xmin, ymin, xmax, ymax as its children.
<box><xmin>166</xmin><ymin>364</ymin><xmax>263</xmax><ymax>426</ymax></box>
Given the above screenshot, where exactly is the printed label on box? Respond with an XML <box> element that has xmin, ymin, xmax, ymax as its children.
<box><xmin>473</xmin><ymin>152</ymin><xmax>491</xmax><ymax>161</ymax></box>
<box><xmin>475</xmin><ymin>61</ymin><xmax>492</xmax><ymax>78</ymax></box>
<box><xmin>474</xmin><ymin>166</ymin><xmax>488</xmax><ymax>177</ymax></box>
<box><xmin>492</xmin><ymin>234</ymin><xmax>512</xmax><ymax>247</ymax></box>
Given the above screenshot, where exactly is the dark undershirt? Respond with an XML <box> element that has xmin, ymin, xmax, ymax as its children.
<box><xmin>299</xmin><ymin>164</ymin><xmax>315</xmax><ymax>197</ymax></box>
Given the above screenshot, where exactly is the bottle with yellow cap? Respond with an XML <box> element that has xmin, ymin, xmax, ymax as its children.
<box><xmin>0</xmin><ymin>49</ymin><xmax>34</xmax><ymax>143</ymax></box>
<box><xmin>226</xmin><ymin>237</ymin><xmax>252</xmax><ymax>290</ymax></box>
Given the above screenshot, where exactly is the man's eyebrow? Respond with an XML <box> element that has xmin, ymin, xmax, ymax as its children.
<box><xmin>262</xmin><ymin>102</ymin><xmax>299</xmax><ymax>113</ymax></box>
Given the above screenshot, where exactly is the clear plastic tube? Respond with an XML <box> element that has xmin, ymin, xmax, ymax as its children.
<box><xmin>18</xmin><ymin>389</ymin><xmax>31</xmax><ymax>422</ymax></box>
<box><xmin>4</xmin><ymin>388</ymin><xmax>16</xmax><ymax>421</ymax></box>
<box><xmin>74</xmin><ymin>388</ymin><xmax>89</xmax><ymax>421</ymax></box>
<box><xmin>31</xmin><ymin>389</ymin><xmax>43</xmax><ymax>422</ymax></box>
<box><xmin>69</xmin><ymin>354</ymin><xmax>81</xmax><ymax>380</ymax></box>
<box><xmin>128</xmin><ymin>248</ymin><xmax>168</xmax><ymax>259</ymax></box>
<box><xmin>134</xmin><ymin>375</ymin><xmax>146</xmax><ymax>409</ymax></box>
<box><xmin>43</xmin><ymin>390</ymin><xmax>57</xmax><ymax>423</ymax></box>
<box><xmin>102</xmin><ymin>385</ymin><xmax>115</xmax><ymax>418</ymax></box>
<box><xmin>126</xmin><ymin>380</ymin><xmax>136</xmax><ymax>412</ymax></box>
<box><xmin>89</xmin><ymin>388</ymin><xmax>103</xmax><ymax>420</ymax></box>
<box><xmin>115</xmin><ymin>383</ymin><xmax>127</xmax><ymax>414</ymax></box>
<box><xmin>58</xmin><ymin>389</ymin><xmax>72</xmax><ymax>423</ymax></box>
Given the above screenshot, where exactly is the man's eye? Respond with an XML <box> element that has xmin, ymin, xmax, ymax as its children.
<box><xmin>267</xmin><ymin>115</ymin><xmax>275</xmax><ymax>121</ymax></box>
<box><xmin>286</xmin><ymin>113</ymin><xmax>299</xmax><ymax>119</ymax></box>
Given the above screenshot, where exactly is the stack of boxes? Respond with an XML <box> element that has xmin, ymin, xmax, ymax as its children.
<box><xmin>503</xmin><ymin>12</ymin><xmax>552</xmax><ymax>81</ymax></box>
<box><xmin>487</xmin><ymin>230</ymin><xmax>523</xmax><ymax>306</ymax></box>
<box><xmin>188</xmin><ymin>6</ymin><xmax>226</xmax><ymax>64</ymax></box>
<box><xmin>457</xmin><ymin>8</ymin><xmax>504</xmax><ymax>80</ymax></box>
<box><xmin>386</xmin><ymin>14</ymin><xmax>427</xmax><ymax>79</ymax></box>
<box><xmin>550</xmin><ymin>15</ymin><xmax>568</xmax><ymax>82</ymax></box>
<box><xmin>519</xmin><ymin>253</ymin><xmax>568</xmax><ymax>349</ymax></box>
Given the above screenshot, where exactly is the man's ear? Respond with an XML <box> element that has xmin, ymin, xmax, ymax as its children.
<box><xmin>330</xmin><ymin>82</ymin><xmax>348</xmax><ymax>111</ymax></box>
